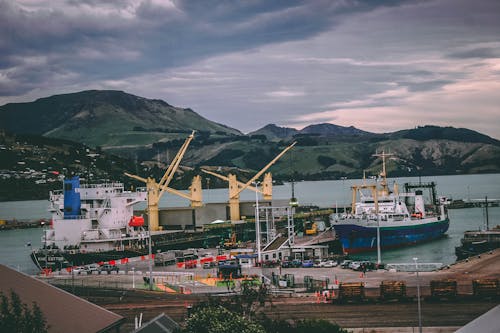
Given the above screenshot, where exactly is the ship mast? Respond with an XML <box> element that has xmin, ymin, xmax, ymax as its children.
<box><xmin>373</xmin><ymin>151</ymin><xmax>393</xmax><ymax>197</ymax></box>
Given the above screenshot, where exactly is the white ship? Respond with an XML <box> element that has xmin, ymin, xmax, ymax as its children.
<box><xmin>31</xmin><ymin>176</ymin><xmax>149</xmax><ymax>270</ymax></box>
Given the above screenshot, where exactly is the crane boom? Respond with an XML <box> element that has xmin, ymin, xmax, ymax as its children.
<box><xmin>157</xmin><ymin>131</ymin><xmax>195</xmax><ymax>202</ymax></box>
<box><xmin>123</xmin><ymin>131</ymin><xmax>196</xmax><ymax>231</ymax></box>
<box><xmin>237</xmin><ymin>141</ymin><xmax>296</xmax><ymax>197</ymax></box>
<box><xmin>201</xmin><ymin>169</ymin><xmax>230</xmax><ymax>182</ymax></box>
<box><xmin>124</xmin><ymin>173</ymin><xmax>147</xmax><ymax>183</ymax></box>
<box><xmin>201</xmin><ymin>142</ymin><xmax>296</xmax><ymax>221</ymax></box>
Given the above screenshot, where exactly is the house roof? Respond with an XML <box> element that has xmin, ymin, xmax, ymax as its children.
<box><xmin>0</xmin><ymin>264</ymin><xmax>125</xmax><ymax>333</ymax></box>
<box><xmin>455</xmin><ymin>304</ymin><xmax>500</xmax><ymax>333</ymax></box>
<box><xmin>134</xmin><ymin>313</ymin><xmax>179</xmax><ymax>333</ymax></box>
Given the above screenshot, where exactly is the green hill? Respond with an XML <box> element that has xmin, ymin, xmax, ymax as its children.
<box><xmin>0</xmin><ymin>90</ymin><xmax>241</xmax><ymax>148</ymax></box>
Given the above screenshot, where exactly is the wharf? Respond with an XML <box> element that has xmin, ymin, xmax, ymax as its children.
<box><xmin>38</xmin><ymin>249</ymin><xmax>499</xmax><ymax>332</ymax></box>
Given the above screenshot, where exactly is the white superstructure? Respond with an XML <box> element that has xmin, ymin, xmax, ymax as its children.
<box><xmin>42</xmin><ymin>180</ymin><xmax>147</xmax><ymax>252</ymax></box>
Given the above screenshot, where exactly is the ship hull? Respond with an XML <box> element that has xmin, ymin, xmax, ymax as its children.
<box><xmin>31</xmin><ymin>233</ymin><xmax>222</xmax><ymax>270</ymax></box>
<box><xmin>333</xmin><ymin>218</ymin><xmax>450</xmax><ymax>254</ymax></box>
<box><xmin>455</xmin><ymin>230</ymin><xmax>500</xmax><ymax>260</ymax></box>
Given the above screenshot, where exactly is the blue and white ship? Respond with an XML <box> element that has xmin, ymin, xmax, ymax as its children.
<box><xmin>331</xmin><ymin>152</ymin><xmax>450</xmax><ymax>254</ymax></box>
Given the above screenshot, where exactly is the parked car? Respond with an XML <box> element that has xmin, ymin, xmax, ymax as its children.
<box><xmin>302</xmin><ymin>259</ymin><xmax>314</xmax><ymax>268</ymax></box>
<box><xmin>349</xmin><ymin>261</ymin><xmax>362</xmax><ymax>271</ymax></box>
<box><xmin>82</xmin><ymin>264</ymin><xmax>100</xmax><ymax>275</ymax></box>
<box><xmin>340</xmin><ymin>260</ymin><xmax>353</xmax><ymax>269</ymax></box>
<box><xmin>355</xmin><ymin>261</ymin><xmax>375</xmax><ymax>271</ymax></box>
<box><xmin>202</xmin><ymin>262</ymin><xmax>216</xmax><ymax>269</ymax></box>
<box><xmin>72</xmin><ymin>266</ymin><xmax>85</xmax><ymax>275</ymax></box>
<box><xmin>291</xmin><ymin>259</ymin><xmax>302</xmax><ymax>268</ymax></box>
<box><xmin>323</xmin><ymin>260</ymin><xmax>338</xmax><ymax>268</ymax></box>
<box><xmin>313</xmin><ymin>260</ymin><xmax>324</xmax><ymax>268</ymax></box>
<box><xmin>99</xmin><ymin>264</ymin><xmax>119</xmax><ymax>274</ymax></box>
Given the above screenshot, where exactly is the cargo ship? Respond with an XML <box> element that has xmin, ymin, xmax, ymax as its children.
<box><xmin>331</xmin><ymin>152</ymin><xmax>450</xmax><ymax>254</ymax></box>
<box><xmin>30</xmin><ymin>177</ymin><xmax>221</xmax><ymax>271</ymax></box>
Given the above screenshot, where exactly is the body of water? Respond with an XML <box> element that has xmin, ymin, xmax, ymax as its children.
<box><xmin>1</xmin><ymin>173</ymin><xmax>499</xmax><ymax>273</ymax></box>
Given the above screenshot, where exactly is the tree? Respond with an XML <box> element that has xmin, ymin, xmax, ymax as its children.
<box><xmin>0</xmin><ymin>290</ymin><xmax>48</xmax><ymax>333</ymax></box>
<box><xmin>180</xmin><ymin>305</ymin><xmax>265</xmax><ymax>333</ymax></box>
<box><xmin>317</xmin><ymin>155</ymin><xmax>336</xmax><ymax>168</ymax></box>
<box><xmin>294</xmin><ymin>319</ymin><xmax>349</xmax><ymax>333</ymax></box>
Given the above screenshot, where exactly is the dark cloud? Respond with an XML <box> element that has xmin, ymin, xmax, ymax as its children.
<box><xmin>398</xmin><ymin>80</ymin><xmax>454</xmax><ymax>92</ymax></box>
<box><xmin>0</xmin><ymin>0</ymin><xmax>414</xmax><ymax>99</ymax></box>
<box><xmin>446</xmin><ymin>47</ymin><xmax>499</xmax><ymax>59</ymax></box>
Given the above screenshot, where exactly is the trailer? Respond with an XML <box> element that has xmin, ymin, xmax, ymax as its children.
<box><xmin>429</xmin><ymin>279</ymin><xmax>457</xmax><ymax>300</ymax></box>
<box><xmin>472</xmin><ymin>279</ymin><xmax>499</xmax><ymax>298</ymax></box>
<box><xmin>335</xmin><ymin>282</ymin><xmax>365</xmax><ymax>303</ymax></box>
<box><xmin>380</xmin><ymin>280</ymin><xmax>407</xmax><ymax>301</ymax></box>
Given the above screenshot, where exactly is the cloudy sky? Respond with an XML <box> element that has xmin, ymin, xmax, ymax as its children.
<box><xmin>1</xmin><ymin>0</ymin><xmax>499</xmax><ymax>138</ymax></box>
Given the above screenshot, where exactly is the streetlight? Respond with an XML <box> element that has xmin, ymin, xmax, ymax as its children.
<box><xmin>206</xmin><ymin>178</ymin><xmax>210</xmax><ymax>203</ymax></box>
<box><xmin>254</xmin><ymin>181</ymin><xmax>261</xmax><ymax>264</ymax></box>
<box><xmin>413</xmin><ymin>257</ymin><xmax>422</xmax><ymax>333</ymax></box>
<box><xmin>148</xmin><ymin>231</ymin><xmax>153</xmax><ymax>291</ymax></box>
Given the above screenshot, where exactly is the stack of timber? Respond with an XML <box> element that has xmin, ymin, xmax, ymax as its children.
<box><xmin>430</xmin><ymin>279</ymin><xmax>457</xmax><ymax>299</ymax></box>
<box><xmin>380</xmin><ymin>280</ymin><xmax>407</xmax><ymax>301</ymax></box>
<box><xmin>472</xmin><ymin>279</ymin><xmax>499</xmax><ymax>298</ymax></box>
<box><xmin>337</xmin><ymin>282</ymin><xmax>365</xmax><ymax>303</ymax></box>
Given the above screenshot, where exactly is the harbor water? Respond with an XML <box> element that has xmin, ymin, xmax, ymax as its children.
<box><xmin>1</xmin><ymin>173</ymin><xmax>499</xmax><ymax>274</ymax></box>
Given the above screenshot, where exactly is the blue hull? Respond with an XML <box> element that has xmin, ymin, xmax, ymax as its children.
<box><xmin>333</xmin><ymin>219</ymin><xmax>450</xmax><ymax>254</ymax></box>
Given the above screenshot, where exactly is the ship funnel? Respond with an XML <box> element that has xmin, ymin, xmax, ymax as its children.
<box><xmin>414</xmin><ymin>190</ymin><xmax>425</xmax><ymax>218</ymax></box>
<box><xmin>63</xmin><ymin>176</ymin><xmax>81</xmax><ymax>218</ymax></box>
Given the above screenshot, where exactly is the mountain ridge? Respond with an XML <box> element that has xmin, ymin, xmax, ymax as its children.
<box><xmin>1</xmin><ymin>90</ymin><xmax>499</xmax><ymax>192</ymax></box>
<box><xmin>0</xmin><ymin>90</ymin><xmax>242</xmax><ymax>148</ymax></box>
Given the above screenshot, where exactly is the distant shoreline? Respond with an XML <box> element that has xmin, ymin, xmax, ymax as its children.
<box><xmin>0</xmin><ymin>219</ymin><xmax>47</xmax><ymax>231</ymax></box>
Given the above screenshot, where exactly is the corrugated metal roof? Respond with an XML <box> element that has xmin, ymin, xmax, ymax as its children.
<box><xmin>0</xmin><ymin>264</ymin><xmax>124</xmax><ymax>333</ymax></box>
<box><xmin>455</xmin><ymin>305</ymin><xmax>500</xmax><ymax>333</ymax></box>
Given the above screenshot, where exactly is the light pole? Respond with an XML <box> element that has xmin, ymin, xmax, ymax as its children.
<box><xmin>254</xmin><ymin>181</ymin><xmax>261</xmax><ymax>264</ymax></box>
<box><xmin>376</xmin><ymin>216</ymin><xmax>381</xmax><ymax>265</ymax></box>
<box><xmin>132</xmin><ymin>267</ymin><xmax>135</xmax><ymax>289</ymax></box>
<box><xmin>148</xmin><ymin>231</ymin><xmax>153</xmax><ymax>291</ymax></box>
<box><xmin>206</xmin><ymin>178</ymin><xmax>210</xmax><ymax>203</ymax></box>
<box><xmin>413</xmin><ymin>257</ymin><xmax>422</xmax><ymax>333</ymax></box>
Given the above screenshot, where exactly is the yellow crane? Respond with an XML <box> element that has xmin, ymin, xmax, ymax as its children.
<box><xmin>124</xmin><ymin>131</ymin><xmax>200</xmax><ymax>231</ymax></box>
<box><xmin>202</xmin><ymin>142</ymin><xmax>296</xmax><ymax>222</ymax></box>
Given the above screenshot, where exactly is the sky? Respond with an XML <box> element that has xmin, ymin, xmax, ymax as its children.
<box><xmin>1</xmin><ymin>0</ymin><xmax>499</xmax><ymax>139</ymax></box>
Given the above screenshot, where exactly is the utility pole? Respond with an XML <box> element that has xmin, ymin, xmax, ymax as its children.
<box><xmin>148</xmin><ymin>231</ymin><xmax>153</xmax><ymax>291</ymax></box>
<box><xmin>413</xmin><ymin>257</ymin><xmax>422</xmax><ymax>333</ymax></box>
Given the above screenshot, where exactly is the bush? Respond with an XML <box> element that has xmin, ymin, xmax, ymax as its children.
<box><xmin>181</xmin><ymin>305</ymin><xmax>265</xmax><ymax>333</ymax></box>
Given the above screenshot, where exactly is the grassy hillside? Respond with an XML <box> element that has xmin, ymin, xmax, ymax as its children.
<box><xmin>0</xmin><ymin>90</ymin><xmax>241</xmax><ymax>149</ymax></box>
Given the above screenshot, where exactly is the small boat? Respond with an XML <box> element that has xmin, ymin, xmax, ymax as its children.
<box><xmin>331</xmin><ymin>152</ymin><xmax>450</xmax><ymax>254</ymax></box>
<box><xmin>455</xmin><ymin>197</ymin><xmax>500</xmax><ymax>260</ymax></box>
